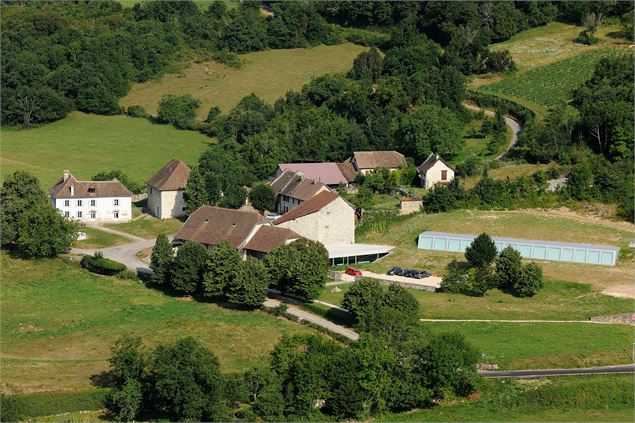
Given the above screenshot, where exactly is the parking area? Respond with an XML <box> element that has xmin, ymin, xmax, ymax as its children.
<box><xmin>329</xmin><ymin>269</ymin><xmax>442</xmax><ymax>291</ymax></box>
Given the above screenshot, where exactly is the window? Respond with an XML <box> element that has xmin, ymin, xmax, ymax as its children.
<box><xmin>77</xmin><ymin>211</ymin><xmax>83</xmax><ymax>218</ymax></box>
<box><xmin>441</xmin><ymin>170</ymin><xmax>448</xmax><ymax>181</ymax></box>
<box><xmin>90</xmin><ymin>199</ymin><xmax>96</xmax><ymax>207</ymax></box>
<box><xmin>113</xmin><ymin>211</ymin><xmax>119</xmax><ymax>219</ymax></box>
<box><xmin>64</xmin><ymin>211</ymin><xmax>70</xmax><ymax>218</ymax></box>
<box><xmin>88</xmin><ymin>186</ymin><xmax>96</xmax><ymax>193</ymax></box>
<box><xmin>113</xmin><ymin>199</ymin><xmax>119</xmax><ymax>206</ymax></box>
<box><xmin>64</xmin><ymin>200</ymin><xmax>70</xmax><ymax>207</ymax></box>
<box><xmin>77</xmin><ymin>200</ymin><xmax>82</xmax><ymax>207</ymax></box>
<box><xmin>90</xmin><ymin>211</ymin><xmax>96</xmax><ymax>219</ymax></box>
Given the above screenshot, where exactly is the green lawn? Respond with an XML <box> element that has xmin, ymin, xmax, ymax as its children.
<box><xmin>1</xmin><ymin>112</ymin><xmax>213</xmax><ymax>188</ymax></box>
<box><xmin>357</xmin><ymin>209</ymin><xmax>635</xmax><ymax>291</ymax></box>
<box><xmin>120</xmin><ymin>43</ymin><xmax>367</xmax><ymax>119</ymax></box>
<box><xmin>105</xmin><ymin>216</ymin><xmax>183</xmax><ymax>239</ymax></box>
<box><xmin>379</xmin><ymin>375</ymin><xmax>634</xmax><ymax>422</ymax></box>
<box><xmin>319</xmin><ymin>279</ymin><xmax>632</xmax><ymax>321</ymax></box>
<box><xmin>461</xmin><ymin>162</ymin><xmax>557</xmax><ymax>189</ymax></box>
<box><xmin>452</xmin><ymin>118</ymin><xmax>513</xmax><ymax>164</ymax></box>
<box><xmin>74</xmin><ymin>227</ymin><xmax>130</xmax><ymax>250</ymax></box>
<box><xmin>423</xmin><ymin>322</ymin><xmax>632</xmax><ymax>370</ymax></box>
<box><xmin>0</xmin><ymin>254</ymin><xmax>316</xmax><ymax>394</ymax></box>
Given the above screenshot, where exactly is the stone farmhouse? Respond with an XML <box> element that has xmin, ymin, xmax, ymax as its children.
<box><xmin>269</xmin><ymin>169</ymin><xmax>330</xmax><ymax>215</ymax></box>
<box><xmin>416</xmin><ymin>153</ymin><xmax>455</xmax><ymax>189</ymax></box>
<box><xmin>349</xmin><ymin>151</ymin><xmax>407</xmax><ymax>175</ymax></box>
<box><xmin>274</xmin><ymin>191</ymin><xmax>356</xmax><ymax>246</ymax></box>
<box><xmin>173</xmin><ymin>205</ymin><xmax>301</xmax><ymax>259</ymax></box>
<box><xmin>146</xmin><ymin>159</ymin><xmax>190</xmax><ymax>219</ymax></box>
<box><xmin>50</xmin><ymin>170</ymin><xmax>133</xmax><ymax>223</ymax></box>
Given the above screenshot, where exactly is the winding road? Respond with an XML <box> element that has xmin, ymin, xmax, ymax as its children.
<box><xmin>463</xmin><ymin>102</ymin><xmax>522</xmax><ymax>159</ymax></box>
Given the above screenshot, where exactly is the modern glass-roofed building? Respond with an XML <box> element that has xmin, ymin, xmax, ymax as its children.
<box><xmin>417</xmin><ymin>231</ymin><xmax>619</xmax><ymax>266</ymax></box>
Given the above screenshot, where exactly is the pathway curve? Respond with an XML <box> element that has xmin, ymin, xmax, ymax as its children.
<box><xmin>463</xmin><ymin>102</ymin><xmax>522</xmax><ymax>159</ymax></box>
<box><xmin>263</xmin><ymin>298</ymin><xmax>359</xmax><ymax>341</ymax></box>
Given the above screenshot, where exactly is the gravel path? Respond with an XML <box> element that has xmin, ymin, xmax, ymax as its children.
<box><xmin>463</xmin><ymin>102</ymin><xmax>522</xmax><ymax>159</ymax></box>
<box><xmin>419</xmin><ymin>318</ymin><xmax>632</xmax><ymax>325</ymax></box>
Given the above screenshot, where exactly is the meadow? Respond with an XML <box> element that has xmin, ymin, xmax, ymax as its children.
<box><xmin>74</xmin><ymin>228</ymin><xmax>129</xmax><ymax>250</ymax></box>
<box><xmin>0</xmin><ymin>254</ymin><xmax>316</xmax><ymax>394</ymax></box>
<box><xmin>120</xmin><ymin>43</ymin><xmax>367</xmax><ymax>119</ymax></box>
<box><xmin>357</xmin><ymin>209</ymin><xmax>635</xmax><ymax>292</ymax></box>
<box><xmin>1</xmin><ymin>113</ymin><xmax>213</xmax><ymax>188</ymax></box>
<box><xmin>381</xmin><ymin>375</ymin><xmax>634</xmax><ymax>422</ymax></box>
<box><xmin>104</xmin><ymin>216</ymin><xmax>183</xmax><ymax>239</ymax></box>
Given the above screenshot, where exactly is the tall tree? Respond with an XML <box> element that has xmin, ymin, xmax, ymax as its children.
<box><xmin>464</xmin><ymin>233</ymin><xmax>497</xmax><ymax>268</ymax></box>
<box><xmin>169</xmin><ymin>241</ymin><xmax>208</xmax><ymax>294</ymax></box>
<box><xmin>0</xmin><ymin>170</ymin><xmax>47</xmax><ymax>245</ymax></box>
<box><xmin>226</xmin><ymin>257</ymin><xmax>270</xmax><ymax>307</ymax></box>
<box><xmin>149</xmin><ymin>233</ymin><xmax>174</xmax><ymax>286</ymax></box>
<box><xmin>202</xmin><ymin>240</ymin><xmax>242</xmax><ymax>299</ymax></box>
<box><xmin>183</xmin><ymin>167</ymin><xmax>208</xmax><ymax>215</ymax></box>
<box><xmin>248</xmin><ymin>183</ymin><xmax>276</xmax><ymax>212</ymax></box>
<box><xmin>16</xmin><ymin>204</ymin><xmax>77</xmax><ymax>258</ymax></box>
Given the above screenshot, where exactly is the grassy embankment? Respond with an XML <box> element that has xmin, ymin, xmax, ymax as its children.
<box><xmin>0</xmin><ymin>253</ymin><xmax>317</xmax><ymax>395</ymax></box>
<box><xmin>120</xmin><ymin>43</ymin><xmax>367</xmax><ymax>120</ymax></box>
<box><xmin>380</xmin><ymin>375</ymin><xmax>634</xmax><ymax>422</ymax></box>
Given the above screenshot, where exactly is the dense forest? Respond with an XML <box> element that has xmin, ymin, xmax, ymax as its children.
<box><xmin>2</xmin><ymin>0</ymin><xmax>633</xmax><ymax>220</ymax></box>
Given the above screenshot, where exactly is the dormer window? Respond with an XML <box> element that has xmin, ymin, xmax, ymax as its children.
<box><xmin>88</xmin><ymin>186</ymin><xmax>96</xmax><ymax>193</ymax></box>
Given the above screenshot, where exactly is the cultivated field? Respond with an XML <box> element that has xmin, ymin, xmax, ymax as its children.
<box><xmin>120</xmin><ymin>43</ymin><xmax>367</xmax><ymax>119</ymax></box>
<box><xmin>357</xmin><ymin>209</ymin><xmax>635</xmax><ymax>294</ymax></box>
<box><xmin>0</xmin><ymin>254</ymin><xmax>316</xmax><ymax>394</ymax></box>
<box><xmin>1</xmin><ymin>113</ymin><xmax>213</xmax><ymax>188</ymax></box>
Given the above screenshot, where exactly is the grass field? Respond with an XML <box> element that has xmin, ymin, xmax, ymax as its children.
<box><xmin>104</xmin><ymin>216</ymin><xmax>183</xmax><ymax>239</ymax></box>
<box><xmin>319</xmin><ymin>278</ymin><xmax>632</xmax><ymax>321</ymax></box>
<box><xmin>1</xmin><ymin>112</ymin><xmax>213</xmax><ymax>188</ymax></box>
<box><xmin>120</xmin><ymin>43</ymin><xmax>367</xmax><ymax>119</ymax></box>
<box><xmin>461</xmin><ymin>163</ymin><xmax>557</xmax><ymax>189</ymax></box>
<box><xmin>357</xmin><ymin>209</ymin><xmax>635</xmax><ymax>292</ymax></box>
<box><xmin>0</xmin><ymin>254</ymin><xmax>316</xmax><ymax>394</ymax></box>
<box><xmin>380</xmin><ymin>375</ymin><xmax>634</xmax><ymax>422</ymax></box>
<box><xmin>74</xmin><ymin>228</ymin><xmax>129</xmax><ymax>250</ymax></box>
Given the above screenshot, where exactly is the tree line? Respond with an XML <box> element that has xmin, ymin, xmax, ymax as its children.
<box><xmin>149</xmin><ymin>235</ymin><xmax>329</xmax><ymax>305</ymax></box>
<box><xmin>105</xmin><ymin>281</ymin><xmax>480</xmax><ymax>421</ymax></box>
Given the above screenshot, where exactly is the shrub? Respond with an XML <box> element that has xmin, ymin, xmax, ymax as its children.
<box><xmin>80</xmin><ymin>253</ymin><xmax>127</xmax><ymax>275</ymax></box>
<box><xmin>126</xmin><ymin>105</ymin><xmax>148</xmax><ymax>118</ymax></box>
<box><xmin>514</xmin><ymin>262</ymin><xmax>544</xmax><ymax>297</ymax></box>
<box><xmin>117</xmin><ymin>270</ymin><xmax>138</xmax><ymax>280</ymax></box>
<box><xmin>495</xmin><ymin>246</ymin><xmax>523</xmax><ymax>289</ymax></box>
<box><xmin>212</xmin><ymin>50</ymin><xmax>242</xmax><ymax>68</ymax></box>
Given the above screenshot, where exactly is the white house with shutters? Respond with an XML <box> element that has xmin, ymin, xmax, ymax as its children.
<box><xmin>49</xmin><ymin>170</ymin><xmax>133</xmax><ymax>224</ymax></box>
<box><xmin>416</xmin><ymin>153</ymin><xmax>455</xmax><ymax>189</ymax></box>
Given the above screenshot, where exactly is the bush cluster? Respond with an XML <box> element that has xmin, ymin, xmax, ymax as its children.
<box><xmin>80</xmin><ymin>252</ymin><xmax>127</xmax><ymax>276</ymax></box>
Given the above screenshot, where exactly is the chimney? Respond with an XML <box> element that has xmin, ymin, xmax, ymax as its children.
<box><xmin>63</xmin><ymin>170</ymin><xmax>70</xmax><ymax>181</ymax></box>
<box><xmin>70</xmin><ymin>184</ymin><xmax>74</xmax><ymax>196</ymax></box>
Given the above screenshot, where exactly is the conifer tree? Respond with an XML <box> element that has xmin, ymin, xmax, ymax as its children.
<box><xmin>149</xmin><ymin>233</ymin><xmax>174</xmax><ymax>286</ymax></box>
<box><xmin>183</xmin><ymin>167</ymin><xmax>207</xmax><ymax>214</ymax></box>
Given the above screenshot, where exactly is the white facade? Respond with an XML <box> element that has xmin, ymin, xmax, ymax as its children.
<box><xmin>276</xmin><ymin>197</ymin><xmax>355</xmax><ymax>245</ymax></box>
<box><xmin>147</xmin><ymin>187</ymin><xmax>186</xmax><ymax>220</ymax></box>
<box><xmin>52</xmin><ymin>196</ymin><xmax>132</xmax><ymax>224</ymax></box>
<box><xmin>277</xmin><ymin>186</ymin><xmax>329</xmax><ymax>215</ymax></box>
<box><xmin>421</xmin><ymin>160</ymin><xmax>455</xmax><ymax>189</ymax></box>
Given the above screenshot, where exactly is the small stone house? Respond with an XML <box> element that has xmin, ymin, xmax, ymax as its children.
<box><xmin>50</xmin><ymin>170</ymin><xmax>133</xmax><ymax>223</ymax></box>
<box><xmin>146</xmin><ymin>159</ymin><xmax>190</xmax><ymax>219</ymax></box>
<box><xmin>349</xmin><ymin>151</ymin><xmax>407</xmax><ymax>175</ymax></box>
<box><xmin>269</xmin><ymin>169</ymin><xmax>330</xmax><ymax>215</ymax></box>
<box><xmin>416</xmin><ymin>153</ymin><xmax>455</xmax><ymax>189</ymax></box>
<box><xmin>400</xmin><ymin>197</ymin><xmax>422</xmax><ymax>215</ymax></box>
<box><xmin>274</xmin><ymin>191</ymin><xmax>356</xmax><ymax>246</ymax></box>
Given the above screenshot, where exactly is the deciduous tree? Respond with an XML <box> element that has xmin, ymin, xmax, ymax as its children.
<box><xmin>16</xmin><ymin>205</ymin><xmax>77</xmax><ymax>258</ymax></box>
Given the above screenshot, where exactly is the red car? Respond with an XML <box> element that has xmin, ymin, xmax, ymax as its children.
<box><xmin>345</xmin><ymin>267</ymin><xmax>362</xmax><ymax>276</ymax></box>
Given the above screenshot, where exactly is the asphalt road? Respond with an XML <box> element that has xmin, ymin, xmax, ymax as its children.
<box><xmin>463</xmin><ymin>102</ymin><xmax>522</xmax><ymax>159</ymax></box>
<box><xmin>479</xmin><ymin>364</ymin><xmax>635</xmax><ymax>379</ymax></box>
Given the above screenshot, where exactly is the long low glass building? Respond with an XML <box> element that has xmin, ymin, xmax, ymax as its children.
<box><xmin>417</xmin><ymin>231</ymin><xmax>619</xmax><ymax>266</ymax></box>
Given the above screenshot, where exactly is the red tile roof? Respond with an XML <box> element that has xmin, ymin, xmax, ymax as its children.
<box><xmin>146</xmin><ymin>159</ymin><xmax>191</xmax><ymax>191</ymax></box>
<box><xmin>274</xmin><ymin>191</ymin><xmax>340</xmax><ymax>225</ymax></box>
<box><xmin>174</xmin><ymin>206</ymin><xmax>267</xmax><ymax>248</ymax></box>
<box><xmin>244</xmin><ymin>225</ymin><xmax>301</xmax><ymax>253</ymax></box>
<box><xmin>336</xmin><ymin>162</ymin><xmax>357</xmax><ymax>183</ymax></box>
<box><xmin>352</xmin><ymin>151</ymin><xmax>406</xmax><ymax>170</ymax></box>
<box><xmin>49</xmin><ymin>172</ymin><xmax>132</xmax><ymax>199</ymax></box>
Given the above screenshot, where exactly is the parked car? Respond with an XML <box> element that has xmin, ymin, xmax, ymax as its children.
<box><xmin>345</xmin><ymin>267</ymin><xmax>362</xmax><ymax>276</ymax></box>
<box><xmin>387</xmin><ymin>267</ymin><xmax>402</xmax><ymax>276</ymax></box>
